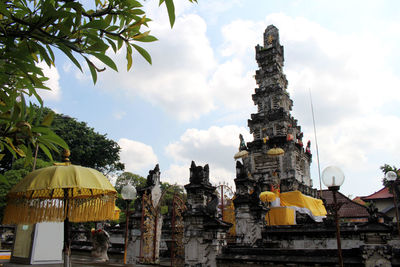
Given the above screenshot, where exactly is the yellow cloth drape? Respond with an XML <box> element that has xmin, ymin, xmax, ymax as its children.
<box><xmin>280</xmin><ymin>191</ymin><xmax>326</xmax><ymax>217</ymax></box>
<box><xmin>260</xmin><ymin>190</ymin><xmax>327</xmax><ymax>225</ymax></box>
<box><xmin>265</xmin><ymin>207</ymin><xmax>295</xmax><ymax>225</ymax></box>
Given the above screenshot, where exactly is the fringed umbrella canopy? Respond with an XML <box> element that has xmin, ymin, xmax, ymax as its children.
<box><xmin>233</xmin><ymin>150</ymin><xmax>249</xmax><ymax>160</ymax></box>
<box><xmin>3</xmin><ymin>164</ymin><xmax>117</xmax><ymax>224</ymax></box>
<box><xmin>267</xmin><ymin>147</ymin><xmax>285</xmax><ymax>157</ymax></box>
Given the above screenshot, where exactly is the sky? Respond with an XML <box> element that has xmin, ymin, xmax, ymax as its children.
<box><xmin>39</xmin><ymin>0</ymin><xmax>400</xmax><ymax>198</ymax></box>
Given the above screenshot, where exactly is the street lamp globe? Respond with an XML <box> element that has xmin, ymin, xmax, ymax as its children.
<box><xmin>121</xmin><ymin>184</ymin><xmax>136</xmax><ymax>200</ymax></box>
<box><xmin>386</xmin><ymin>171</ymin><xmax>397</xmax><ymax>182</ymax></box>
<box><xmin>322</xmin><ymin>166</ymin><xmax>345</xmax><ymax>190</ymax></box>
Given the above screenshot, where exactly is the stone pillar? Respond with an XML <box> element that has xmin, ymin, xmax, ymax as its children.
<box><xmin>233</xmin><ymin>160</ymin><xmax>267</xmax><ymax>246</ymax></box>
<box><xmin>126</xmin><ymin>164</ymin><xmax>163</xmax><ymax>264</ymax></box>
<box><xmin>184</xmin><ymin>161</ymin><xmax>231</xmax><ymax>267</ymax></box>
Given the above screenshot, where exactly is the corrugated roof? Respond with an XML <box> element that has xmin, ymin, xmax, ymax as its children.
<box><xmin>321</xmin><ymin>190</ymin><xmax>369</xmax><ymax>218</ymax></box>
<box><xmin>361</xmin><ymin>187</ymin><xmax>393</xmax><ymax>200</ymax></box>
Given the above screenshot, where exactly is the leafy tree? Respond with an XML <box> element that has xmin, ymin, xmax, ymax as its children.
<box><xmin>0</xmin><ymin>0</ymin><xmax>197</xmax><ymax>179</ymax></box>
<box><xmin>159</xmin><ymin>182</ymin><xmax>185</xmax><ymax>215</ymax></box>
<box><xmin>0</xmin><ymin>106</ymin><xmax>124</xmax><ymax>175</ymax></box>
<box><xmin>0</xmin><ymin>101</ymin><xmax>68</xmax><ymax>177</ymax></box>
<box><xmin>51</xmin><ymin>111</ymin><xmax>124</xmax><ymax>175</ymax></box>
<box><xmin>1</xmin><ymin>0</ymin><xmax>197</xmax><ymax>89</ymax></box>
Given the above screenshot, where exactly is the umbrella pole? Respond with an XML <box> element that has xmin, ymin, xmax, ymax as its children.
<box><xmin>63</xmin><ymin>190</ymin><xmax>71</xmax><ymax>267</ymax></box>
<box><xmin>63</xmin><ymin>217</ymin><xmax>71</xmax><ymax>267</ymax></box>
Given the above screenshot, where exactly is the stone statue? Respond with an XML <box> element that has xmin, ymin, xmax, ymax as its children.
<box><xmin>367</xmin><ymin>202</ymin><xmax>379</xmax><ymax>223</ymax></box>
<box><xmin>239</xmin><ymin>134</ymin><xmax>247</xmax><ymax>151</ymax></box>
<box><xmin>206</xmin><ymin>193</ymin><xmax>218</xmax><ymax>216</ymax></box>
<box><xmin>146</xmin><ymin>164</ymin><xmax>160</xmax><ymax>187</ymax></box>
<box><xmin>306</xmin><ymin>140</ymin><xmax>311</xmax><ymax>154</ymax></box>
<box><xmin>236</xmin><ymin>161</ymin><xmax>247</xmax><ymax>180</ymax></box>
<box><xmin>91</xmin><ymin>228</ymin><xmax>110</xmax><ymax>262</ymax></box>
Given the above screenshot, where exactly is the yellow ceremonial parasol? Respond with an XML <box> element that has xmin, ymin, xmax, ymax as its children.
<box><xmin>3</xmin><ymin>164</ymin><xmax>116</xmax><ymax>224</ymax></box>
<box><xmin>267</xmin><ymin>146</ymin><xmax>285</xmax><ymax>157</ymax></box>
<box><xmin>2</xmin><ymin>157</ymin><xmax>117</xmax><ymax>267</ymax></box>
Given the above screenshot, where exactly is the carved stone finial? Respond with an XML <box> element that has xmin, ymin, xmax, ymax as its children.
<box><xmin>264</xmin><ymin>25</ymin><xmax>280</xmax><ymax>48</ymax></box>
<box><xmin>189</xmin><ymin>161</ymin><xmax>210</xmax><ymax>185</ymax></box>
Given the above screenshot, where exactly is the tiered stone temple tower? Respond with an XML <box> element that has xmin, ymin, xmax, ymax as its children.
<box><xmin>245</xmin><ymin>25</ymin><xmax>316</xmax><ymax>196</ymax></box>
<box><xmin>234</xmin><ymin>25</ymin><xmax>317</xmax><ymax>245</ymax></box>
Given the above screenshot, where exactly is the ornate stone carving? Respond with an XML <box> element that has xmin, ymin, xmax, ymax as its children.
<box><xmin>184</xmin><ymin>162</ymin><xmax>231</xmax><ymax>267</ymax></box>
<box><xmin>362</xmin><ymin>245</ymin><xmax>392</xmax><ymax>267</ymax></box>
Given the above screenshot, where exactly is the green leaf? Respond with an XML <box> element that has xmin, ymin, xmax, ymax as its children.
<box><xmin>90</xmin><ymin>53</ymin><xmax>118</xmax><ymax>72</ymax></box>
<box><xmin>31</xmin><ymin>126</ymin><xmax>52</xmax><ymax>134</ymax></box>
<box><xmin>105</xmin><ymin>38</ymin><xmax>117</xmax><ymax>53</ymax></box>
<box><xmin>117</xmin><ymin>37</ymin><xmax>123</xmax><ymax>50</ymax></box>
<box><xmin>0</xmin><ymin>1</ymin><xmax>11</xmax><ymax>17</ymax></box>
<box><xmin>164</xmin><ymin>0</ymin><xmax>175</xmax><ymax>27</ymax></box>
<box><xmin>58</xmin><ymin>44</ymin><xmax>82</xmax><ymax>72</ymax></box>
<box><xmin>24</xmin><ymin>145</ymin><xmax>33</xmax><ymax>168</ymax></box>
<box><xmin>84</xmin><ymin>56</ymin><xmax>98</xmax><ymax>84</ymax></box>
<box><xmin>126</xmin><ymin>43</ymin><xmax>133</xmax><ymax>71</ymax></box>
<box><xmin>132</xmin><ymin>44</ymin><xmax>152</xmax><ymax>64</ymax></box>
<box><xmin>37</xmin><ymin>45</ymin><xmax>53</xmax><ymax>66</ymax></box>
<box><xmin>42</xmin><ymin>133</ymin><xmax>69</xmax><ymax>150</ymax></box>
<box><xmin>87</xmin><ymin>40</ymin><xmax>109</xmax><ymax>53</ymax></box>
<box><xmin>0</xmin><ymin>174</ymin><xmax>9</xmax><ymax>185</ymax></box>
<box><xmin>38</xmin><ymin>143</ymin><xmax>53</xmax><ymax>161</ymax></box>
<box><xmin>41</xmin><ymin>112</ymin><xmax>54</xmax><ymax>127</ymax></box>
<box><xmin>46</xmin><ymin>45</ymin><xmax>55</xmax><ymax>64</ymax></box>
<box><xmin>134</xmin><ymin>35</ymin><xmax>158</xmax><ymax>43</ymax></box>
<box><xmin>106</xmin><ymin>25</ymin><xmax>119</xmax><ymax>32</ymax></box>
<box><xmin>81</xmin><ymin>19</ymin><xmax>108</xmax><ymax>30</ymax></box>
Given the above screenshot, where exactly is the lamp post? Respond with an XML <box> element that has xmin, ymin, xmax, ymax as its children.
<box><xmin>322</xmin><ymin>166</ymin><xmax>345</xmax><ymax>267</ymax></box>
<box><xmin>386</xmin><ymin>171</ymin><xmax>400</xmax><ymax>235</ymax></box>
<box><xmin>121</xmin><ymin>183</ymin><xmax>137</xmax><ymax>265</ymax></box>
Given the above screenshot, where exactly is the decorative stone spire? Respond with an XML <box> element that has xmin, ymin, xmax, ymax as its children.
<box><xmin>244</xmin><ymin>25</ymin><xmax>316</xmax><ymax>196</ymax></box>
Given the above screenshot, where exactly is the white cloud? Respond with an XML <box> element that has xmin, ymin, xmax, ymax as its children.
<box><xmin>253</xmin><ymin>14</ymin><xmax>400</xmax><ymax>196</ymax></box>
<box><xmin>162</xmin><ymin>163</ymin><xmax>236</xmax><ymax>188</ymax></box>
<box><xmin>113</xmin><ymin>111</ymin><xmax>126</xmax><ymax>120</ymax></box>
<box><xmin>219</xmin><ymin>19</ymin><xmax>264</xmax><ymax>59</ymax></box>
<box><xmin>156</xmin><ymin>12</ymin><xmax>400</xmax><ymax>196</ymax></box>
<box><xmin>118</xmin><ymin>138</ymin><xmax>158</xmax><ymax>175</ymax></box>
<box><xmin>209</xmin><ymin>59</ymin><xmax>255</xmax><ymax>110</ymax></box>
<box><xmin>97</xmin><ymin>13</ymin><xmax>217</xmax><ymax>121</ymax></box>
<box><xmin>37</xmin><ymin>62</ymin><xmax>61</xmax><ymax>101</ymax></box>
<box><xmin>164</xmin><ymin>125</ymin><xmax>252</xmax><ymax>187</ymax></box>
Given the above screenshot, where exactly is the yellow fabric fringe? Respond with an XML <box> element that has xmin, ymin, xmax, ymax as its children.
<box><xmin>3</xmin><ymin>192</ymin><xmax>117</xmax><ymax>224</ymax></box>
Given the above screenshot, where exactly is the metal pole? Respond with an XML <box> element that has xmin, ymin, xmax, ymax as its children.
<box><xmin>391</xmin><ymin>182</ymin><xmax>400</xmax><ymax>236</ymax></box>
<box><xmin>309</xmin><ymin>88</ymin><xmax>323</xmax><ymax>198</ymax></box>
<box><xmin>124</xmin><ymin>199</ymin><xmax>130</xmax><ymax>264</ymax></box>
<box><xmin>332</xmin><ymin>189</ymin><xmax>344</xmax><ymax>267</ymax></box>
<box><xmin>139</xmin><ymin>195</ymin><xmax>145</xmax><ymax>262</ymax></box>
<box><xmin>63</xmin><ymin>217</ymin><xmax>70</xmax><ymax>267</ymax></box>
<box><xmin>171</xmin><ymin>195</ymin><xmax>176</xmax><ymax>267</ymax></box>
<box><xmin>221</xmin><ymin>185</ymin><xmax>224</xmax><ymax>221</ymax></box>
<box><xmin>63</xmin><ymin>190</ymin><xmax>71</xmax><ymax>267</ymax></box>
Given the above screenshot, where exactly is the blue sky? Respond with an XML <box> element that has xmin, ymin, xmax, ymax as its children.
<box><xmin>39</xmin><ymin>0</ymin><xmax>400</xmax><ymax>198</ymax></box>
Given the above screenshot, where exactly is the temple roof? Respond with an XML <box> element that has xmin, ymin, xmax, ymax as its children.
<box><xmin>361</xmin><ymin>187</ymin><xmax>393</xmax><ymax>201</ymax></box>
<box><xmin>321</xmin><ymin>190</ymin><xmax>370</xmax><ymax>218</ymax></box>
